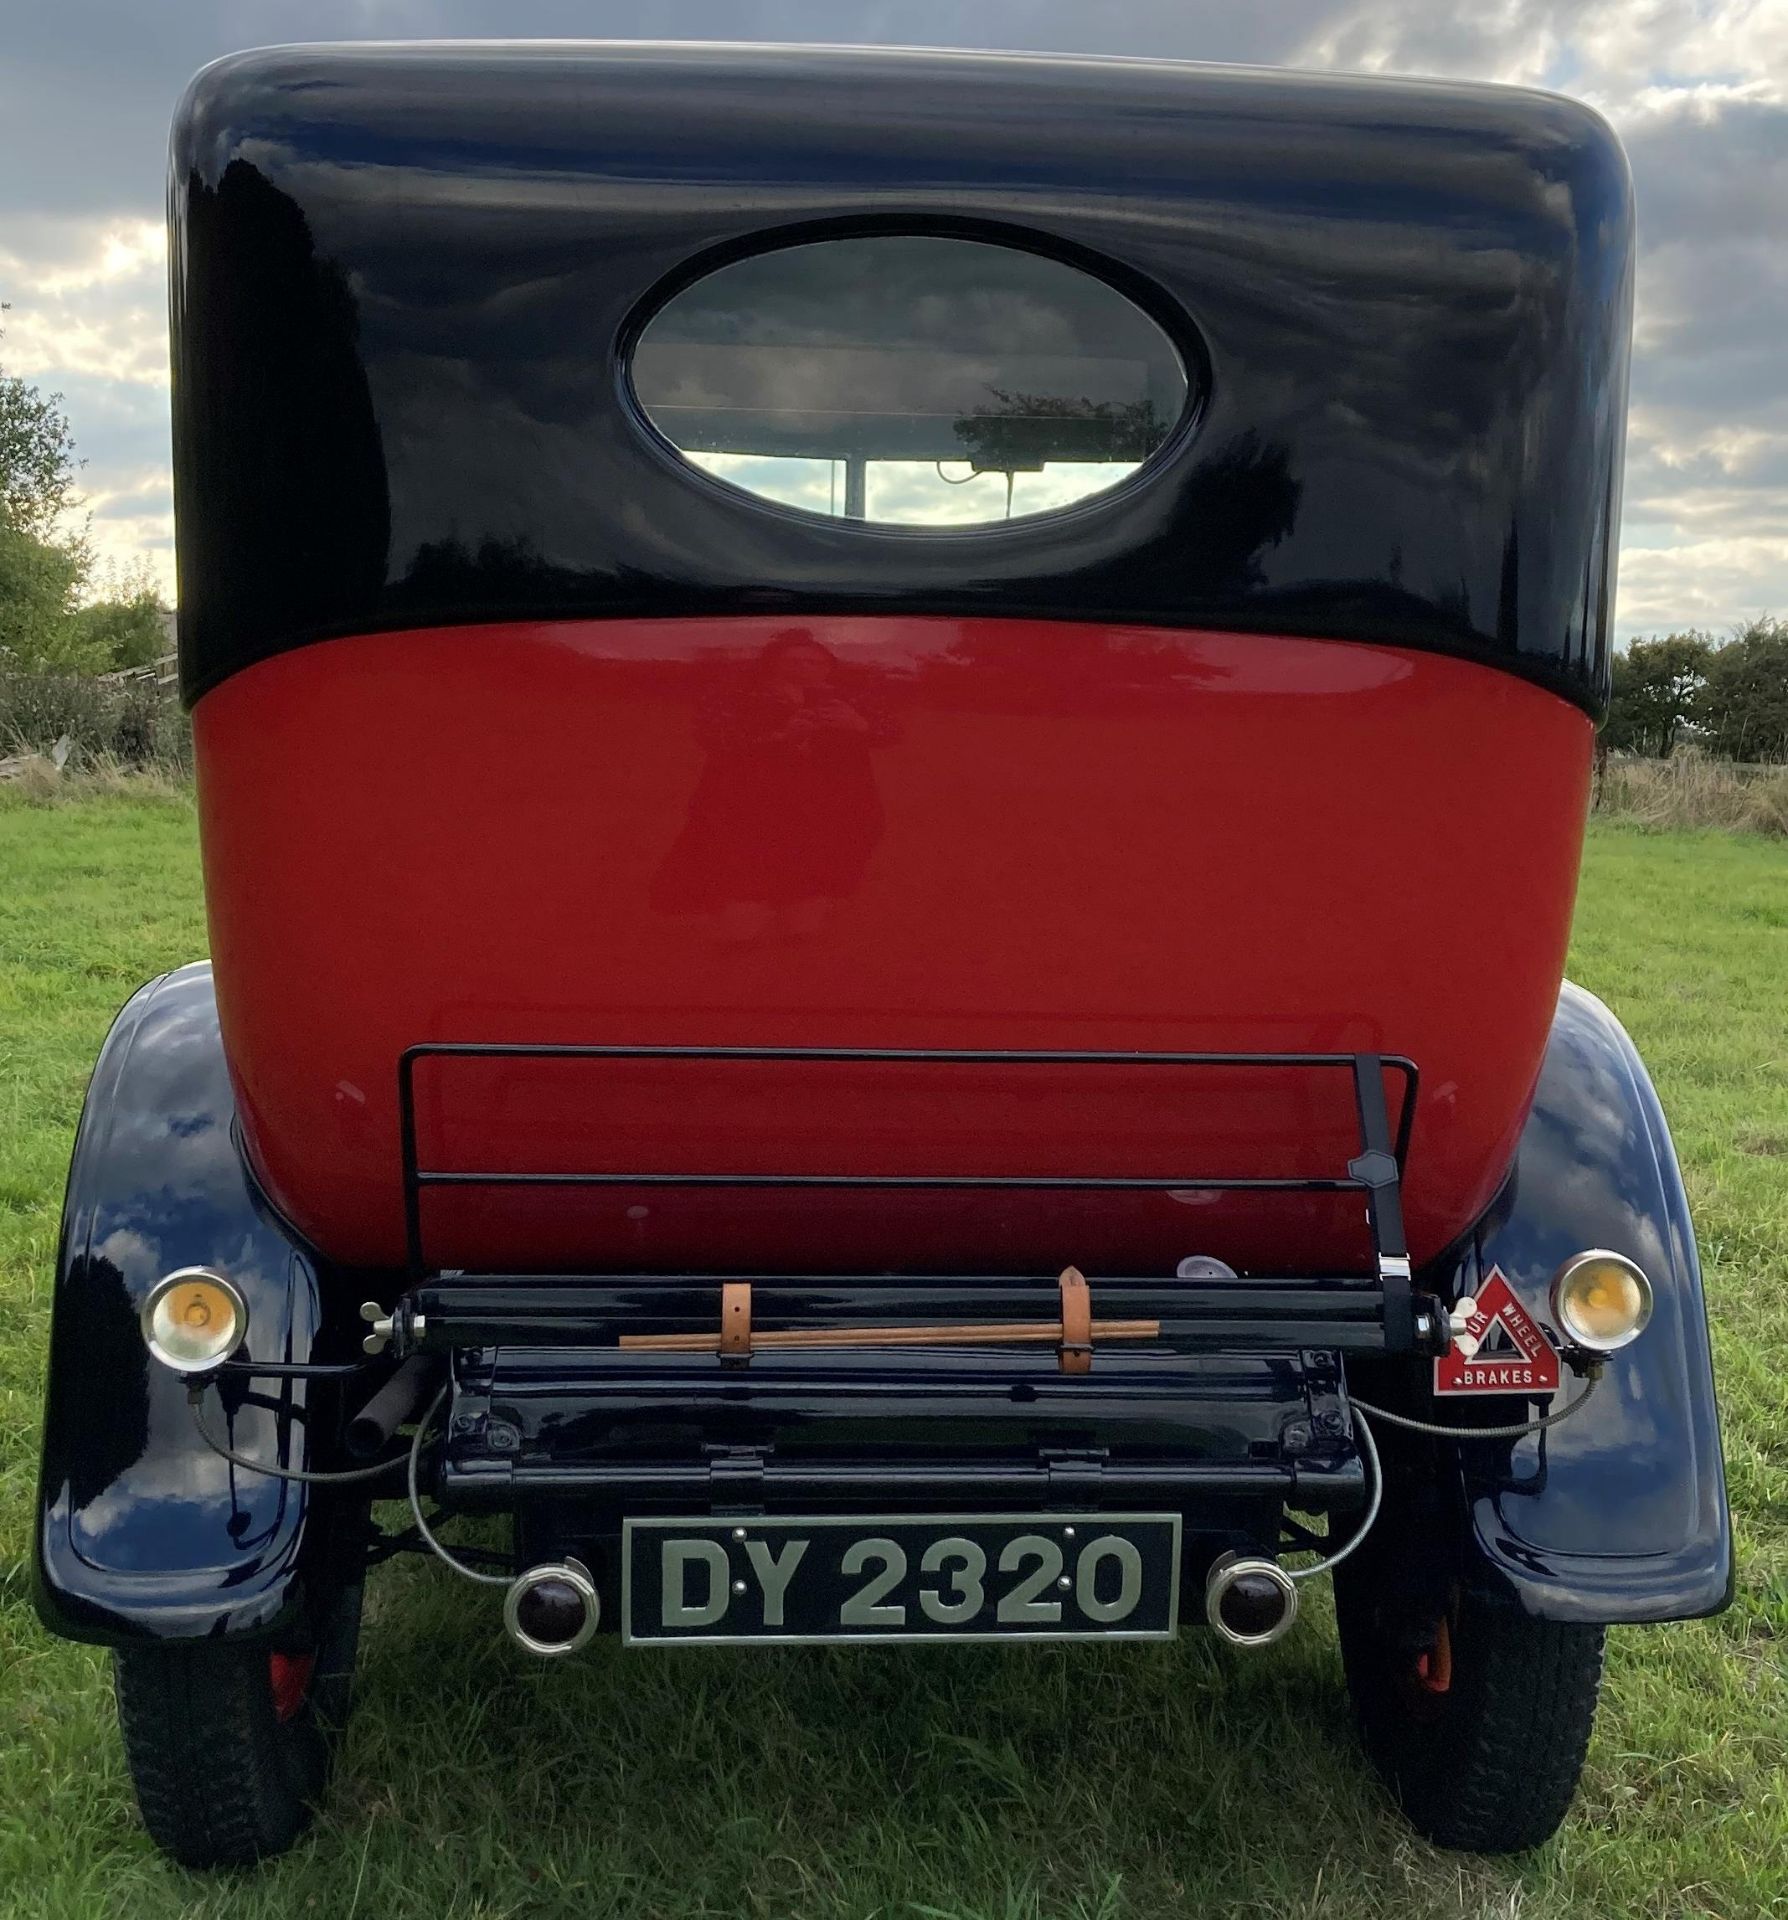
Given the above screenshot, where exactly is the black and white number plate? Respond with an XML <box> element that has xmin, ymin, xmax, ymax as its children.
<box><xmin>622</xmin><ymin>1513</ymin><xmax>1181</xmax><ymax>1646</ymax></box>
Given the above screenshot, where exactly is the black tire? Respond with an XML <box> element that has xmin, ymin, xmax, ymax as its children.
<box><xmin>1335</xmin><ymin>1550</ymin><xmax>1604</xmax><ymax>1852</ymax></box>
<box><xmin>113</xmin><ymin>1578</ymin><xmax>363</xmax><ymax>1869</ymax></box>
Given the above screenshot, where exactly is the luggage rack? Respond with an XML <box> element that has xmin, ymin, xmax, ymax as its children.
<box><xmin>393</xmin><ymin>1044</ymin><xmax>1438</xmax><ymax>1360</ymax></box>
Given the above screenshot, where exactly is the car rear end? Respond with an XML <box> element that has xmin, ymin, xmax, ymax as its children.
<box><xmin>38</xmin><ymin>44</ymin><xmax>1729</xmax><ymax>1872</ymax></box>
<box><xmin>176</xmin><ymin>34</ymin><xmax>1623</xmax><ymax>1647</ymax></box>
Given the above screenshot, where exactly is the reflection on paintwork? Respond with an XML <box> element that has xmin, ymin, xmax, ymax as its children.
<box><xmin>650</xmin><ymin>630</ymin><xmax>897</xmax><ymax>942</ymax></box>
<box><xmin>36</xmin><ymin>965</ymin><xmax>322</xmax><ymax>1640</ymax></box>
<box><xmin>194</xmin><ymin>618</ymin><xmax>1593</xmax><ymax>1276</ymax></box>
<box><xmin>1464</xmin><ymin>983</ymin><xmax>1730</xmax><ymax>1621</ymax></box>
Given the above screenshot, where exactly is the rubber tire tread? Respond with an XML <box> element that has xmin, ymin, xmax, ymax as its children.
<box><xmin>1336</xmin><ymin>1569</ymin><xmax>1605</xmax><ymax>1853</ymax></box>
<box><xmin>112</xmin><ymin>1583</ymin><xmax>361</xmax><ymax>1869</ymax></box>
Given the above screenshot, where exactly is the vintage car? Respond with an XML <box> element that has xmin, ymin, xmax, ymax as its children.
<box><xmin>36</xmin><ymin>43</ymin><xmax>1730</xmax><ymax>1870</ymax></box>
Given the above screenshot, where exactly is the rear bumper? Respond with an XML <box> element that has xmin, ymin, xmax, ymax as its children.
<box><xmin>442</xmin><ymin>1341</ymin><xmax>1372</xmax><ymax>1632</ymax></box>
<box><xmin>442</xmin><ymin>1344</ymin><xmax>1368</xmax><ymax>1522</ymax></box>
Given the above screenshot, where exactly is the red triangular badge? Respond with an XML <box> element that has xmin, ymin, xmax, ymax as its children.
<box><xmin>1433</xmin><ymin>1266</ymin><xmax>1561</xmax><ymax>1397</ymax></box>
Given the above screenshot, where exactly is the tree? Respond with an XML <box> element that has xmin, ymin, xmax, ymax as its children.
<box><xmin>1</xmin><ymin>317</ymin><xmax>95</xmax><ymax>667</ymax></box>
<box><xmin>0</xmin><ymin>514</ymin><xmax>88</xmax><ymax>667</ymax></box>
<box><xmin>1695</xmin><ymin>616</ymin><xmax>1788</xmax><ymax>761</ymax></box>
<box><xmin>71</xmin><ymin>556</ymin><xmax>168</xmax><ymax>670</ymax></box>
<box><xmin>1604</xmin><ymin>632</ymin><xmax>1713</xmax><ymax>756</ymax></box>
<box><xmin>1</xmin><ymin>316</ymin><xmax>80</xmax><ymax>538</ymax></box>
<box><xmin>952</xmin><ymin>390</ymin><xmax>1172</xmax><ymax>469</ymax></box>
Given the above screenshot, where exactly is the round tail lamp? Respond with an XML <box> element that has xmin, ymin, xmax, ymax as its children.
<box><xmin>139</xmin><ymin>1268</ymin><xmax>250</xmax><ymax>1374</ymax></box>
<box><xmin>1549</xmin><ymin>1251</ymin><xmax>1653</xmax><ymax>1353</ymax></box>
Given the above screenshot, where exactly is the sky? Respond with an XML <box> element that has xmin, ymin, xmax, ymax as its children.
<box><xmin>1</xmin><ymin>0</ymin><xmax>1783</xmax><ymax>641</ymax></box>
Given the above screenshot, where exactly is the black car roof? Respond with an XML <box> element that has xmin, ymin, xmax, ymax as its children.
<box><xmin>170</xmin><ymin>42</ymin><xmax>1632</xmax><ymax>713</ymax></box>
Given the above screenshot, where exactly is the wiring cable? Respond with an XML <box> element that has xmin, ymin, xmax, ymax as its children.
<box><xmin>1283</xmin><ymin>1370</ymin><xmax>1600</xmax><ymax>1582</ymax></box>
<box><xmin>1285</xmin><ymin>1410</ymin><xmax>1382</xmax><ymax>1582</ymax></box>
<box><xmin>189</xmin><ymin>1377</ymin><xmax>513</xmax><ymax>1583</ymax></box>
<box><xmin>406</xmin><ymin>1384</ymin><xmax>512</xmax><ymax>1586</ymax></box>
<box><xmin>1349</xmin><ymin>1367</ymin><xmax>1600</xmax><ymax>1440</ymax></box>
<box><xmin>187</xmin><ymin>1383</ymin><xmax>410</xmax><ymax>1484</ymax></box>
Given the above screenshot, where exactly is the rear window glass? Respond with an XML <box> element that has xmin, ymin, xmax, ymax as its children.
<box><xmin>631</xmin><ymin>235</ymin><xmax>1189</xmax><ymax>526</ymax></box>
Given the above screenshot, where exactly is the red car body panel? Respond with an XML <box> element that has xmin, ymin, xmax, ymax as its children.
<box><xmin>193</xmin><ymin>616</ymin><xmax>1592</xmax><ymax>1275</ymax></box>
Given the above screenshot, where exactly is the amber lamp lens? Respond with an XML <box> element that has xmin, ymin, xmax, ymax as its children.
<box><xmin>1551</xmin><ymin>1254</ymin><xmax>1652</xmax><ymax>1352</ymax></box>
<box><xmin>141</xmin><ymin>1272</ymin><xmax>248</xmax><ymax>1372</ymax></box>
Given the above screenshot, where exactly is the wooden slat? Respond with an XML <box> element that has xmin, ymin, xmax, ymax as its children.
<box><xmin>619</xmin><ymin>1317</ymin><xmax>1160</xmax><ymax>1353</ymax></box>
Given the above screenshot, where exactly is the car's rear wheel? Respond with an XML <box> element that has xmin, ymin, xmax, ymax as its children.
<box><xmin>1335</xmin><ymin>1507</ymin><xmax>1604</xmax><ymax>1852</ymax></box>
<box><xmin>113</xmin><ymin>1577</ymin><xmax>363</xmax><ymax>1869</ymax></box>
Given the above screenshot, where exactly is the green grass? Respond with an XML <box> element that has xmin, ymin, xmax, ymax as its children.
<box><xmin>1</xmin><ymin>795</ymin><xmax>1783</xmax><ymax>1919</ymax></box>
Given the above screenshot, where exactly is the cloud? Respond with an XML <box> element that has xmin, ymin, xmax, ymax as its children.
<box><xmin>1</xmin><ymin>0</ymin><xmax>1783</xmax><ymax>637</ymax></box>
<box><xmin>1610</xmin><ymin>87</ymin><xmax>1788</xmax><ymax>635</ymax></box>
<box><xmin>84</xmin><ymin>490</ymin><xmax>176</xmax><ymax>597</ymax></box>
<box><xmin>1283</xmin><ymin>3</ymin><xmax>1788</xmax><ymax>635</ymax></box>
<box><xmin>1617</xmin><ymin>531</ymin><xmax>1785</xmax><ymax>635</ymax></box>
<box><xmin>2</xmin><ymin>215</ymin><xmax>174</xmax><ymax>592</ymax></box>
<box><xmin>1292</xmin><ymin>0</ymin><xmax>1788</xmax><ymax>112</ymax></box>
<box><xmin>1</xmin><ymin>217</ymin><xmax>167</xmax><ymax>387</ymax></box>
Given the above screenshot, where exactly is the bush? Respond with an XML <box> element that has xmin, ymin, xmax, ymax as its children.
<box><xmin>1594</xmin><ymin>753</ymin><xmax>1788</xmax><ymax>837</ymax></box>
<box><xmin>0</xmin><ymin>667</ymin><xmax>190</xmax><ymax>770</ymax></box>
<box><xmin>69</xmin><ymin>591</ymin><xmax>167</xmax><ymax>671</ymax></box>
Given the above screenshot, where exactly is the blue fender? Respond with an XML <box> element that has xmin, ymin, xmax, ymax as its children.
<box><xmin>1459</xmin><ymin>982</ymin><xmax>1733</xmax><ymax>1622</ymax></box>
<box><xmin>34</xmin><ymin>964</ymin><xmax>331</xmax><ymax>1644</ymax></box>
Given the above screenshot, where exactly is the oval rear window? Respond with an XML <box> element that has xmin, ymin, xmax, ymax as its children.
<box><xmin>630</xmin><ymin>234</ymin><xmax>1189</xmax><ymax>527</ymax></box>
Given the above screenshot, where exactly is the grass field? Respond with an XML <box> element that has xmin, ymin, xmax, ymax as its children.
<box><xmin>0</xmin><ymin>791</ymin><xmax>1783</xmax><ymax>1919</ymax></box>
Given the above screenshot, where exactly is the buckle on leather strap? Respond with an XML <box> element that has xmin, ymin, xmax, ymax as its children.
<box><xmin>1058</xmin><ymin>1266</ymin><xmax>1093</xmax><ymax>1375</ymax></box>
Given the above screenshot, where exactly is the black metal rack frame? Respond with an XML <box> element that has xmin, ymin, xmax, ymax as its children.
<box><xmin>394</xmin><ymin>1044</ymin><xmax>1424</xmax><ymax>1356</ymax></box>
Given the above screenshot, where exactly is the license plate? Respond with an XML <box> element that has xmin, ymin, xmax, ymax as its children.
<box><xmin>622</xmin><ymin>1512</ymin><xmax>1181</xmax><ymax>1646</ymax></box>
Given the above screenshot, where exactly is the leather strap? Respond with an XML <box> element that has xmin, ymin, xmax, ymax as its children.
<box><xmin>1058</xmin><ymin>1266</ymin><xmax>1093</xmax><ymax>1375</ymax></box>
<box><xmin>719</xmin><ymin>1281</ymin><xmax>752</xmax><ymax>1361</ymax></box>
